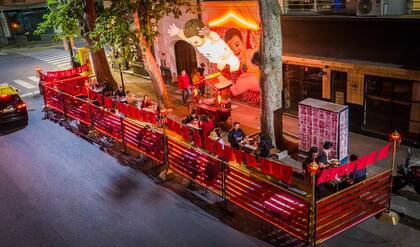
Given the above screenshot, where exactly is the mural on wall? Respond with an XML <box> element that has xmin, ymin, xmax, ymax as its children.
<box><xmin>168</xmin><ymin>19</ymin><xmax>240</xmax><ymax>72</ymax></box>
<box><xmin>168</xmin><ymin>11</ymin><xmax>262</xmax><ymax>105</ymax></box>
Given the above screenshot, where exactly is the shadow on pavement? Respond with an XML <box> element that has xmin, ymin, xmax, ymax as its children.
<box><xmin>106</xmin><ymin>170</ymin><xmax>139</xmax><ymax>200</ymax></box>
<box><xmin>0</xmin><ymin>120</ymin><xmax>28</xmax><ymax>136</ymax></box>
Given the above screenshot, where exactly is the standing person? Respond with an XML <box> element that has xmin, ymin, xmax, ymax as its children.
<box><xmin>197</xmin><ymin>63</ymin><xmax>206</xmax><ymax>76</ymax></box>
<box><xmin>196</xmin><ymin>63</ymin><xmax>206</xmax><ymax>96</ymax></box>
<box><xmin>178</xmin><ymin>70</ymin><xmax>191</xmax><ymax>104</ymax></box>
<box><xmin>228</xmin><ymin>121</ymin><xmax>245</xmax><ymax>149</ymax></box>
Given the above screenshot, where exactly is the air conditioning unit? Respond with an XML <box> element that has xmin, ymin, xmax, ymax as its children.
<box><xmin>357</xmin><ymin>0</ymin><xmax>382</xmax><ymax>16</ymax></box>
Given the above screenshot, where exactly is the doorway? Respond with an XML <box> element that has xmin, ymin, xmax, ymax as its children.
<box><xmin>331</xmin><ymin>70</ymin><xmax>347</xmax><ymax>105</ymax></box>
<box><xmin>174</xmin><ymin>40</ymin><xmax>197</xmax><ymax>78</ymax></box>
<box><xmin>364</xmin><ymin>75</ymin><xmax>412</xmax><ymax>138</ymax></box>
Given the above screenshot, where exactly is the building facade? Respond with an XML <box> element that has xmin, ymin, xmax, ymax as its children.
<box><xmin>150</xmin><ymin>0</ymin><xmax>420</xmax><ymax>145</ymax></box>
<box><xmin>0</xmin><ymin>0</ymin><xmax>51</xmax><ymax>46</ymax></box>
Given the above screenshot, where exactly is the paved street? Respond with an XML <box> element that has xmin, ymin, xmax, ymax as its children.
<box><xmin>1</xmin><ymin>47</ymin><xmax>420</xmax><ymax>247</ymax></box>
<box><xmin>0</xmin><ymin>50</ymin><xmax>268</xmax><ymax>247</ymax></box>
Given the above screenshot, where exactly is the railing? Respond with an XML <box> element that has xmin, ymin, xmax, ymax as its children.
<box><xmin>315</xmin><ymin>169</ymin><xmax>392</xmax><ymax>244</ymax></box>
<box><xmin>283</xmin><ymin>0</ymin><xmax>419</xmax><ymax>15</ymax></box>
<box><xmin>283</xmin><ymin>0</ymin><xmax>346</xmax><ymax>14</ymax></box>
<box><xmin>42</xmin><ymin>79</ymin><xmax>393</xmax><ymax>245</ymax></box>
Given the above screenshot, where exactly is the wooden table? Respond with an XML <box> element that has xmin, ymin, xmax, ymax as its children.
<box><xmin>196</xmin><ymin>103</ymin><xmax>230</xmax><ymax>123</ymax></box>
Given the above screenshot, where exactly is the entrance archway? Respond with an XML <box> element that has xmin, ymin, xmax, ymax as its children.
<box><xmin>174</xmin><ymin>40</ymin><xmax>197</xmax><ymax>78</ymax></box>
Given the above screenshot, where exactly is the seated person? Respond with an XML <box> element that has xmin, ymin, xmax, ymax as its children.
<box><xmin>183</xmin><ymin>109</ymin><xmax>198</xmax><ymax>124</ymax></box>
<box><xmin>113</xmin><ymin>86</ymin><xmax>126</xmax><ymax>98</ymax></box>
<box><xmin>228</xmin><ymin>121</ymin><xmax>245</xmax><ymax>149</ymax></box>
<box><xmin>141</xmin><ymin>95</ymin><xmax>152</xmax><ymax>109</ymax></box>
<box><xmin>209</xmin><ymin>128</ymin><xmax>224</xmax><ymax>150</ymax></box>
<box><xmin>302</xmin><ymin>147</ymin><xmax>319</xmax><ymax>181</ymax></box>
<box><xmin>125</xmin><ymin>91</ymin><xmax>136</xmax><ymax>105</ymax></box>
<box><xmin>199</xmin><ymin>115</ymin><xmax>214</xmax><ymax>139</ymax></box>
<box><xmin>258</xmin><ymin>132</ymin><xmax>273</xmax><ymax>158</ymax></box>
<box><xmin>318</xmin><ymin>141</ymin><xmax>336</xmax><ymax>168</ymax></box>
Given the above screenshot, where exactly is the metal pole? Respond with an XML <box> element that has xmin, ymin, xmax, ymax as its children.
<box><xmin>119</xmin><ymin>62</ymin><xmax>126</xmax><ymax>92</ymax></box>
<box><xmin>387</xmin><ymin>136</ymin><xmax>399</xmax><ymax>212</ymax></box>
<box><xmin>311</xmin><ymin>172</ymin><xmax>317</xmax><ymax>246</ymax></box>
<box><xmin>42</xmin><ymin>83</ymin><xmax>49</xmax><ymax>120</ymax></box>
<box><xmin>61</xmin><ymin>93</ymin><xmax>67</xmax><ymax>122</ymax></box>
<box><xmin>120</xmin><ymin>116</ymin><xmax>127</xmax><ymax>153</ymax></box>
<box><xmin>222</xmin><ymin>161</ymin><xmax>227</xmax><ymax>211</ymax></box>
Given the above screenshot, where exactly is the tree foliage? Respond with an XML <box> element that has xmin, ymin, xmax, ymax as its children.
<box><xmin>35</xmin><ymin>0</ymin><xmax>83</xmax><ymax>39</ymax></box>
<box><xmin>90</xmin><ymin>0</ymin><xmax>198</xmax><ymax>62</ymax></box>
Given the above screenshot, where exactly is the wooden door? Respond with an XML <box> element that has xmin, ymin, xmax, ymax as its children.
<box><xmin>174</xmin><ymin>40</ymin><xmax>197</xmax><ymax>78</ymax></box>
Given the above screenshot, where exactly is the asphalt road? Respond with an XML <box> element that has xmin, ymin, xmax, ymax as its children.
<box><xmin>0</xmin><ymin>51</ymin><xmax>268</xmax><ymax>247</ymax></box>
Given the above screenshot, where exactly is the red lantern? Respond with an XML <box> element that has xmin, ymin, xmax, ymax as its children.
<box><xmin>389</xmin><ymin>130</ymin><xmax>401</xmax><ymax>143</ymax></box>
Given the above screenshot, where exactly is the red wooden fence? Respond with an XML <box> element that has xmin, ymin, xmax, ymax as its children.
<box><xmin>42</xmin><ymin>82</ymin><xmax>393</xmax><ymax>245</ymax></box>
<box><xmin>315</xmin><ymin>170</ymin><xmax>392</xmax><ymax>243</ymax></box>
<box><xmin>225</xmin><ymin>166</ymin><xmax>310</xmax><ymax>241</ymax></box>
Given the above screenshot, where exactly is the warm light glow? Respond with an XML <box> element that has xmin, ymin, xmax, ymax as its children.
<box><xmin>389</xmin><ymin>130</ymin><xmax>401</xmax><ymax>142</ymax></box>
<box><xmin>17</xmin><ymin>103</ymin><xmax>26</xmax><ymax>109</ymax></box>
<box><xmin>11</xmin><ymin>22</ymin><xmax>19</xmax><ymax>29</ymax></box>
<box><xmin>193</xmin><ymin>87</ymin><xmax>198</xmax><ymax>97</ymax></box>
<box><xmin>309</xmin><ymin>162</ymin><xmax>319</xmax><ymax>174</ymax></box>
<box><xmin>209</xmin><ymin>11</ymin><xmax>258</xmax><ymax>30</ymax></box>
<box><xmin>217</xmin><ymin>94</ymin><xmax>222</xmax><ymax>105</ymax></box>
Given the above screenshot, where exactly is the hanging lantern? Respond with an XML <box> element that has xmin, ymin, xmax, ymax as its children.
<box><xmin>217</xmin><ymin>93</ymin><xmax>222</xmax><ymax>105</ymax></box>
<box><xmin>389</xmin><ymin>130</ymin><xmax>401</xmax><ymax>143</ymax></box>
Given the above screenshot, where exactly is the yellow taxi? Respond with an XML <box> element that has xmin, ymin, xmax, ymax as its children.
<box><xmin>0</xmin><ymin>85</ymin><xmax>28</xmax><ymax>124</ymax></box>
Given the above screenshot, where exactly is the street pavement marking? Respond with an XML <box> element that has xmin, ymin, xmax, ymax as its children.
<box><xmin>42</xmin><ymin>57</ymin><xmax>70</xmax><ymax>63</ymax></box>
<box><xmin>0</xmin><ymin>52</ymin><xmax>6</xmax><ymax>55</ymax></box>
<box><xmin>28</xmin><ymin>76</ymin><xmax>39</xmax><ymax>82</ymax></box>
<box><xmin>21</xmin><ymin>90</ymin><xmax>40</xmax><ymax>98</ymax></box>
<box><xmin>56</xmin><ymin>61</ymin><xmax>71</xmax><ymax>66</ymax></box>
<box><xmin>13</xmin><ymin>79</ymin><xmax>36</xmax><ymax>89</ymax></box>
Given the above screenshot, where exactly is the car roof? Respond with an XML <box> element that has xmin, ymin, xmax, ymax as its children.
<box><xmin>0</xmin><ymin>85</ymin><xmax>18</xmax><ymax>96</ymax></box>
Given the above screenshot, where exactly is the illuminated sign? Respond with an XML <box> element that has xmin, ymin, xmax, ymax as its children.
<box><xmin>209</xmin><ymin>11</ymin><xmax>258</xmax><ymax>30</ymax></box>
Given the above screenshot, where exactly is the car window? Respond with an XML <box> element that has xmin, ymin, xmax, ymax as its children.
<box><xmin>0</xmin><ymin>94</ymin><xmax>20</xmax><ymax>107</ymax></box>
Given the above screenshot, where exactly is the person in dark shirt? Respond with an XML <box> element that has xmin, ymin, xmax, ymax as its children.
<box><xmin>197</xmin><ymin>63</ymin><xmax>206</xmax><ymax>76</ymax></box>
<box><xmin>318</xmin><ymin>141</ymin><xmax>333</xmax><ymax>168</ymax></box>
<box><xmin>302</xmin><ymin>147</ymin><xmax>320</xmax><ymax>177</ymax></box>
<box><xmin>183</xmin><ymin>109</ymin><xmax>198</xmax><ymax>124</ymax></box>
<box><xmin>258</xmin><ymin>132</ymin><xmax>273</xmax><ymax>158</ymax></box>
<box><xmin>113</xmin><ymin>86</ymin><xmax>126</xmax><ymax>98</ymax></box>
<box><xmin>228</xmin><ymin>121</ymin><xmax>245</xmax><ymax>149</ymax></box>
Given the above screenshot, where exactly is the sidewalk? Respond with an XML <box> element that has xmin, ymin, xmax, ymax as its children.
<box><xmin>114</xmin><ymin>67</ymin><xmax>420</xmax><ymax>222</ymax></box>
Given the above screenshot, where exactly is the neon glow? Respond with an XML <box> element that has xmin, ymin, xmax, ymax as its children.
<box><xmin>209</xmin><ymin>11</ymin><xmax>258</xmax><ymax>30</ymax></box>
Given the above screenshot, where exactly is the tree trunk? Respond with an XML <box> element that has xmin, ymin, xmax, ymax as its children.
<box><xmin>83</xmin><ymin>0</ymin><xmax>117</xmax><ymax>89</ymax></box>
<box><xmin>133</xmin><ymin>11</ymin><xmax>173</xmax><ymax>108</ymax></box>
<box><xmin>259</xmin><ymin>0</ymin><xmax>284</xmax><ymax>148</ymax></box>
